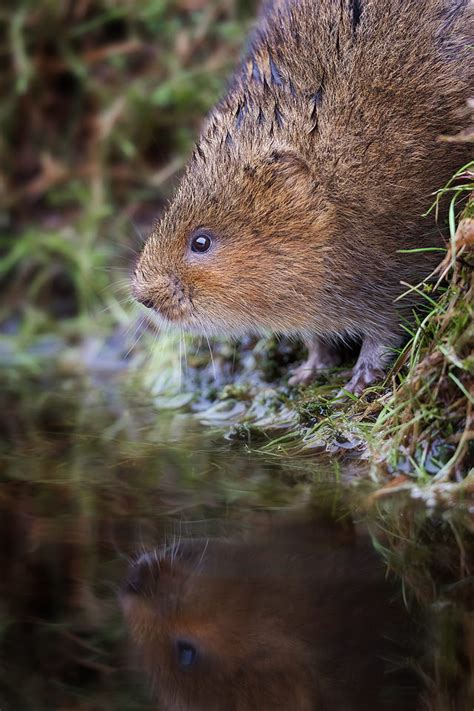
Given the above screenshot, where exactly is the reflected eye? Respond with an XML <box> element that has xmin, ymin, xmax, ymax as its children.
<box><xmin>191</xmin><ymin>231</ymin><xmax>212</xmax><ymax>254</ymax></box>
<box><xmin>177</xmin><ymin>641</ymin><xmax>197</xmax><ymax>669</ymax></box>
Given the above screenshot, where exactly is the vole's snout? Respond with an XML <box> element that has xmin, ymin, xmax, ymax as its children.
<box><xmin>135</xmin><ymin>295</ymin><xmax>155</xmax><ymax>310</ymax></box>
<box><xmin>133</xmin><ymin>270</ymin><xmax>193</xmax><ymax>324</ymax></box>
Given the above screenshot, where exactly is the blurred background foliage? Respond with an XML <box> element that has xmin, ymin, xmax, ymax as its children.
<box><xmin>0</xmin><ymin>0</ymin><xmax>254</xmax><ymax>367</ymax></box>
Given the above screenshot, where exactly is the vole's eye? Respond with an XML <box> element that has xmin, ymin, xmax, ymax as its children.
<box><xmin>177</xmin><ymin>640</ymin><xmax>197</xmax><ymax>669</ymax></box>
<box><xmin>191</xmin><ymin>231</ymin><xmax>212</xmax><ymax>254</ymax></box>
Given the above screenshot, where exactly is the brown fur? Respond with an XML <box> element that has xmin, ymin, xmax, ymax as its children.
<box><xmin>120</xmin><ymin>516</ymin><xmax>421</xmax><ymax>710</ymax></box>
<box><xmin>133</xmin><ymin>0</ymin><xmax>473</xmax><ymax>391</ymax></box>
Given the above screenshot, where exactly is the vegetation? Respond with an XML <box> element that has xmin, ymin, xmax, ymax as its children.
<box><xmin>1</xmin><ymin>0</ymin><xmax>253</xmax><ymax>368</ymax></box>
<box><xmin>372</xmin><ymin>169</ymin><xmax>473</xmax><ymax>486</ymax></box>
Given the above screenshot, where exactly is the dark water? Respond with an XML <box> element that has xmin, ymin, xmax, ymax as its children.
<box><xmin>0</xmin><ymin>375</ymin><xmax>472</xmax><ymax>710</ymax></box>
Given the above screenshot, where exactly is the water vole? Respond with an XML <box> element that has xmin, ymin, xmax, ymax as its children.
<box><xmin>133</xmin><ymin>0</ymin><xmax>472</xmax><ymax>393</ymax></box>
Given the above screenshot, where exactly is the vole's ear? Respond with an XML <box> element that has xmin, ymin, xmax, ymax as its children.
<box><xmin>259</xmin><ymin>149</ymin><xmax>319</xmax><ymax>194</ymax></box>
<box><xmin>265</xmin><ymin>149</ymin><xmax>311</xmax><ymax>173</ymax></box>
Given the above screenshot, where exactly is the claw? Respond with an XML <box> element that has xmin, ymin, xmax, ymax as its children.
<box><xmin>337</xmin><ymin>364</ymin><xmax>385</xmax><ymax>398</ymax></box>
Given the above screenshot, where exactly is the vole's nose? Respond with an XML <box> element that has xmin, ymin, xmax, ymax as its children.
<box><xmin>136</xmin><ymin>295</ymin><xmax>155</xmax><ymax>310</ymax></box>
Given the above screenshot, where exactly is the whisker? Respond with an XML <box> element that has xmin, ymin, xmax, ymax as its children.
<box><xmin>123</xmin><ymin>314</ymin><xmax>147</xmax><ymax>359</ymax></box>
<box><xmin>182</xmin><ymin>329</ymin><xmax>189</xmax><ymax>381</ymax></box>
<box><xmin>204</xmin><ymin>332</ymin><xmax>217</xmax><ymax>380</ymax></box>
<box><xmin>96</xmin><ymin>296</ymin><xmax>135</xmax><ymax>316</ymax></box>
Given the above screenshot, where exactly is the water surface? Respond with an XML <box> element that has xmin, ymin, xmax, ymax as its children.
<box><xmin>0</xmin><ymin>374</ymin><xmax>472</xmax><ymax>710</ymax></box>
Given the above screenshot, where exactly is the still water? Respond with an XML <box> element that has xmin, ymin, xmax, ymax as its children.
<box><xmin>0</xmin><ymin>374</ymin><xmax>472</xmax><ymax>710</ymax></box>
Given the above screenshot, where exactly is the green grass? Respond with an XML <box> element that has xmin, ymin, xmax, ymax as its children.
<box><xmin>371</xmin><ymin>163</ymin><xmax>473</xmax><ymax>485</ymax></box>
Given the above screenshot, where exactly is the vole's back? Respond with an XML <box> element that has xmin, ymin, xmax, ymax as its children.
<box><xmin>225</xmin><ymin>0</ymin><xmax>471</xmax><ymax>240</ymax></box>
<box><xmin>217</xmin><ymin>0</ymin><xmax>472</xmax><ymax>365</ymax></box>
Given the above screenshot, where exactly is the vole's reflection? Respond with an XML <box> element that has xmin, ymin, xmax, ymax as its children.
<box><xmin>121</xmin><ymin>511</ymin><xmax>420</xmax><ymax>711</ymax></box>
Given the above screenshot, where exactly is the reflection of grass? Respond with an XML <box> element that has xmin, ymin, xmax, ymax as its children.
<box><xmin>365</xmin><ymin>491</ymin><xmax>474</xmax><ymax>711</ymax></box>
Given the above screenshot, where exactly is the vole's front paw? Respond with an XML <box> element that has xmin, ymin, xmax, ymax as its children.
<box><xmin>288</xmin><ymin>361</ymin><xmax>319</xmax><ymax>386</ymax></box>
<box><xmin>289</xmin><ymin>337</ymin><xmax>342</xmax><ymax>387</ymax></box>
